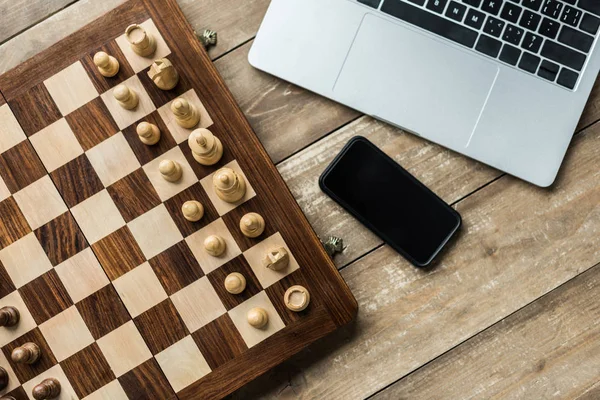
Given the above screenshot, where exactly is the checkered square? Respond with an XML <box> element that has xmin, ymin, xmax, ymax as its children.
<box><xmin>142</xmin><ymin>146</ymin><xmax>198</xmax><ymax>202</ymax></box>
<box><xmin>100</xmin><ymin>75</ymin><xmax>156</xmax><ymax>130</ymax></box>
<box><xmin>134</xmin><ymin>299</ymin><xmax>188</xmax><ymax>355</ymax></box>
<box><xmin>85</xmin><ymin>132</ymin><xmax>141</xmax><ymax>187</ymax></box>
<box><xmin>54</xmin><ymin>248</ymin><xmax>110</xmax><ymax>303</ymax></box>
<box><xmin>38</xmin><ymin>306</ymin><xmax>94</xmax><ymax>362</ymax></box>
<box><xmin>29</xmin><ymin>118</ymin><xmax>84</xmax><ymax>172</ymax></box>
<box><xmin>50</xmin><ymin>154</ymin><xmax>104</xmax><ymax>208</ymax></box>
<box><xmin>113</xmin><ymin>262</ymin><xmax>168</xmax><ymax>318</ymax></box>
<box><xmin>157</xmin><ymin>89</ymin><xmax>213</xmax><ymax>144</ymax></box>
<box><xmin>228</xmin><ymin>291</ymin><xmax>285</xmax><ymax>348</ymax></box>
<box><xmin>7</xmin><ymin>83</ymin><xmax>62</xmax><ymax>137</ymax></box>
<box><xmin>243</xmin><ymin>232</ymin><xmax>300</xmax><ymax>288</ymax></box>
<box><xmin>122</xmin><ymin>111</ymin><xmax>177</xmax><ymax>166</ymax></box>
<box><xmin>115</xmin><ymin>19</ymin><xmax>171</xmax><ymax>73</ymax></box>
<box><xmin>0</xmin><ymin>233</ymin><xmax>53</xmax><ymax>288</ymax></box>
<box><xmin>96</xmin><ymin>321</ymin><xmax>152</xmax><ymax>377</ymax></box>
<box><xmin>155</xmin><ymin>336</ymin><xmax>211</xmax><ymax>392</ymax></box>
<box><xmin>92</xmin><ymin>226</ymin><xmax>145</xmax><ymax>281</ymax></box>
<box><xmin>191</xmin><ymin>314</ymin><xmax>247</xmax><ymax>370</ymax></box>
<box><xmin>44</xmin><ymin>61</ymin><xmax>99</xmax><ymax>116</ymax></box>
<box><xmin>66</xmin><ymin>97</ymin><xmax>120</xmax><ymax>151</ymax></box>
<box><xmin>34</xmin><ymin>212</ymin><xmax>88</xmax><ymax>266</ymax></box>
<box><xmin>148</xmin><ymin>241</ymin><xmax>203</xmax><ymax>296</ymax></box>
<box><xmin>81</xmin><ymin>41</ymin><xmax>136</xmax><ymax>94</ymax></box>
<box><xmin>127</xmin><ymin>204</ymin><xmax>183</xmax><ymax>259</ymax></box>
<box><xmin>0</xmin><ymin>197</ymin><xmax>31</xmax><ymax>251</ymax></box>
<box><xmin>18</xmin><ymin>270</ymin><xmax>73</xmax><ymax>325</ymax></box>
<box><xmin>185</xmin><ymin>218</ymin><xmax>242</xmax><ymax>275</ymax></box>
<box><xmin>0</xmin><ymin>103</ymin><xmax>26</xmax><ymax>153</ymax></box>
<box><xmin>13</xmin><ymin>176</ymin><xmax>68</xmax><ymax>231</ymax></box>
<box><xmin>0</xmin><ymin>291</ymin><xmax>36</xmax><ymax>347</ymax></box>
<box><xmin>76</xmin><ymin>285</ymin><xmax>130</xmax><ymax>341</ymax></box>
<box><xmin>107</xmin><ymin>168</ymin><xmax>161</xmax><ymax>223</ymax></box>
<box><xmin>163</xmin><ymin>182</ymin><xmax>219</xmax><ymax>238</ymax></box>
<box><xmin>0</xmin><ymin>140</ymin><xmax>46</xmax><ymax>194</ymax></box>
<box><xmin>170</xmin><ymin>276</ymin><xmax>226</xmax><ymax>333</ymax></box>
<box><xmin>61</xmin><ymin>343</ymin><xmax>115</xmax><ymax>398</ymax></box>
<box><xmin>200</xmin><ymin>160</ymin><xmax>257</xmax><ymax>216</ymax></box>
<box><xmin>71</xmin><ymin>190</ymin><xmax>126</xmax><ymax>244</ymax></box>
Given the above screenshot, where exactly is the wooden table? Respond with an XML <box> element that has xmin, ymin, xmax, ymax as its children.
<box><xmin>1</xmin><ymin>1</ymin><xmax>599</xmax><ymax>399</ymax></box>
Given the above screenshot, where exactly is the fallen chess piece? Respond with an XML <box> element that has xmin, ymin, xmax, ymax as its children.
<box><xmin>93</xmin><ymin>51</ymin><xmax>120</xmax><ymax>77</ymax></box>
<box><xmin>204</xmin><ymin>235</ymin><xmax>226</xmax><ymax>257</ymax></box>
<box><xmin>126</xmin><ymin>24</ymin><xmax>156</xmax><ymax>57</ymax></box>
<box><xmin>213</xmin><ymin>167</ymin><xmax>246</xmax><ymax>203</ymax></box>
<box><xmin>148</xmin><ymin>58</ymin><xmax>179</xmax><ymax>90</ymax></box>
<box><xmin>136</xmin><ymin>122</ymin><xmax>161</xmax><ymax>145</ymax></box>
<box><xmin>188</xmin><ymin>128</ymin><xmax>223</xmax><ymax>166</ymax></box>
<box><xmin>247</xmin><ymin>307</ymin><xmax>268</xmax><ymax>329</ymax></box>
<box><xmin>159</xmin><ymin>160</ymin><xmax>183</xmax><ymax>182</ymax></box>
<box><xmin>171</xmin><ymin>98</ymin><xmax>200</xmax><ymax>128</ymax></box>
<box><xmin>224</xmin><ymin>272</ymin><xmax>246</xmax><ymax>294</ymax></box>
<box><xmin>320</xmin><ymin>236</ymin><xmax>344</xmax><ymax>257</ymax></box>
<box><xmin>32</xmin><ymin>378</ymin><xmax>61</xmax><ymax>400</ymax></box>
<box><xmin>284</xmin><ymin>285</ymin><xmax>310</xmax><ymax>312</ymax></box>
<box><xmin>0</xmin><ymin>305</ymin><xmax>19</xmax><ymax>327</ymax></box>
<box><xmin>240</xmin><ymin>213</ymin><xmax>265</xmax><ymax>238</ymax></box>
<box><xmin>0</xmin><ymin>367</ymin><xmax>8</xmax><ymax>391</ymax></box>
<box><xmin>182</xmin><ymin>200</ymin><xmax>204</xmax><ymax>222</ymax></box>
<box><xmin>114</xmin><ymin>84</ymin><xmax>139</xmax><ymax>110</ymax></box>
<box><xmin>196</xmin><ymin>29</ymin><xmax>217</xmax><ymax>49</ymax></box>
<box><xmin>263</xmin><ymin>247</ymin><xmax>289</xmax><ymax>271</ymax></box>
<box><xmin>12</xmin><ymin>342</ymin><xmax>41</xmax><ymax>364</ymax></box>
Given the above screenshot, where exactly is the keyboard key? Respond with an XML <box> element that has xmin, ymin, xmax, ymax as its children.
<box><xmin>560</xmin><ymin>5</ymin><xmax>582</xmax><ymax>27</ymax></box>
<box><xmin>476</xmin><ymin>35</ymin><xmax>503</xmax><ymax>57</ymax></box>
<box><xmin>463</xmin><ymin>0</ymin><xmax>482</xmax><ymax>7</ymax></box>
<box><xmin>499</xmin><ymin>44</ymin><xmax>522</xmax><ymax>65</ymax></box>
<box><xmin>539</xmin><ymin>17</ymin><xmax>560</xmax><ymax>39</ymax></box>
<box><xmin>501</xmin><ymin>2</ymin><xmax>522</xmax><ymax>23</ymax></box>
<box><xmin>557</xmin><ymin>68</ymin><xmax>579</xmax><ymax>89</ymax></box>
<box><xmin>481</xmin><ymin>0</ymin><xmax>503</xmax><ymax>15</ymax></box>
<box><xmin>541</xmin><ymin>40</ymin><xmax>586</xmax><ymax>70</ymax></box>
<box><xmin>518</xmin><ymin>52</ymin><xmax>541</xmax><ymax>73</ymax></box>
<box><xmin>484</xmin><ymin>16</ymin><xmax>506</xmax><ymax>37</ymax></box>
<box><xmin>407</xmin><ymin>0</ymin><xmax>427</xmax><ymax>6</ymax></box>
<box><xmin>427</xmin><ymin>0</ymin><xmax>449</xmax><ymax>13</ymax></box>
<box><xmin>503</xmin><ymin>24</ymin><xmax>525</xmax><ymax>44</ymax></box>
<box><xmin>522</xmin><ymin>32</ymin><xmax>543</xmax><ymax>52</ymax></box>
<box><xmin>580</xmin><ymin>13</ymin><xmax>600</xmax><ymax>35</ymax></box>
<box><xmin>381</xmin><ymin>0</ymin><xmax>479</xmax><ymax>47</ymax></box>
<box><xmin>520</xmin><ymin>10</ymin><xmax>541</xmax><ymax>30</ymax></box>
<box><xmin>578</xmin><ymin>0</ymin><xmax>600</xmax><ymax>17</ymax></box>
<box><xmin>537</xmin><ymin>59</ymin><xmax>560</xmax><ymax>81</ymax></box>
<box><xmin>522</xmin><ymin>0</ymin><xmax>542</xmax><ymax>12</ymax></box>
<box><xmin>465</xmin><ymin>9</ymin><xmax>486</xmax><ymax>29</ymax></box>
<box><xmin>558</xmin><ymin>26</ymin><xmax>594</xmax><ymax>53</ymax></box>
<box><xmin>541</xmin><ymin>0</ymin><xmax>562</xmax><ymax>19</ymax></box>
<box><xmin>358</xmin><ymin>0</ymin><xmax>382</xmax><ymax>8</ymax></box>
<box><xmin>446</xmin><ymin>1</ymin><xmax>467</xmax><ymax>21</ymax></box>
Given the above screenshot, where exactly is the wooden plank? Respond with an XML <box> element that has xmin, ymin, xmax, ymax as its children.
<box><xmin>373</xmin><ymin>263</ymin><xmax>600</xmax><ymax>400</ymax></box>
<box><xmin>231</xmin><ymin>122</ymin><xmax>600</xmax><ymax>399</ymax></box>
<box><xmin>0</xmin><ymin>0</ymin><xmax>75</xmax><ymax>44</ymax></box>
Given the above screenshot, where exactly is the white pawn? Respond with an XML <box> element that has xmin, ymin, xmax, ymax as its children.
<box><xmin>188</xmin><ymin>128</ymin><xmax>223</xmax><ymax>166</ymax></box>
<box><xmin>204</xmin><ymin>235</ymin><xmax>226</xmax><ymax>257</ymax></box>
<box><xmin>182</xmin><ymin>201</ymin><xmax>204</xmax><ymax>222</ymax></box>
<box><xmin>247</xmin><ymin>307</ymin><xmax>268</xmax><ymax>329</ymax></box>
<box><xmin>93</xmin><ymin>52</ymin><xmax>120</xmax><ymax>77</ymax></box>
<box><xmin>240</xmin><ymin>213</ymin><xmax>265</xmax><ymax>238</ymax></box>
<box><xmin>114</xmin><ymin>84</ymin><xmax>139</xmax><ymax>110</ymax></box>
<box><xmin>171</xmin><ymin>98</ymin><xmax>200</xmax><ymax>129</ymax></box>
<box><xmin>136</xmin><ymin>122</ymin><xmax>160</xmax><ymax>145</ymax></box>
<box><xmin>125</xmin><ymin>24</ymin><xmax>157</xmax><ymax>57</ymax></box>
<box><xmin>159</xmin><ymin>160</ymin><xmax>182</xmax><ymax>182</ymax></box>
<box><xmin>224</xmin><ymin>272</ymin><xmax>246</xmax><ymax>294</ymax></box>
<box><xmin>213</xmin><ymin>167</ymin><xmax>246</xmax><ymax>203</ymax></box>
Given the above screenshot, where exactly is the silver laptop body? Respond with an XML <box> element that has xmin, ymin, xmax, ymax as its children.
<box><xmin>249</xmin><ymin>0</ymin><xmax>600</xmax><ymax>187</ymax></box>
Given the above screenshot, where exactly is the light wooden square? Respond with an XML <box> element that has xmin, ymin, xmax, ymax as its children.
<box><xmin>83</xmin><ymin>380</ymin><xmax>129</xmax><ymax>400</ymax></box>
<box><xmin>127</xmin><ymin>204</ymin><xmax>183</xmax><ymax>259</ymax></box>
<box><xmin>115</xmin><ymin>19</ymin><xmax>171</xmax><ymax>73</ymax></box>
<box><xmin>200</xmin><ymin>160</ymin><xmax>256</xmax><ymax>216</ymax></box>
<box><xmin>100</xmin><ymin>75</ymin><xmax>156</xmax><ymax>130</ymax></box>
<box><xmin>0</xmin><ymin>103</ymin><xmax>26</xmax><ymax>154</ymax></box>
<box><xmin>0</xmin><ymin>291</ymin><xmax>36</xmax><ymax>347</ymax></box>
<box><xmin>0</xmin><ymin>233</ymin><xmax>53</xmax><ymax>288</ymax></box>
<box><xmin>22</xmin><ymin>364</ymin><xmax>78</xmax><ymax>400</ymax></box>
<box><xmin>157</xmin><ymin>89</ymin><xmax>214</xmax><ymax>143</ymax></box>
<box><xmin>170</xmin><ymin>276</ymin><xmax>226</xmax><ymax>333</ymax></box>
<box><xmin>228</xmin><ymin>291</ymin><xmax>285</xmax><ymax>348</ymax></box>
<box><xmin>13</xmin><ymin>176</ymin><xmax>68</xmax><ymax>230</ymax></box>
<box><xmin>243</xmin><ymin>232</ymin><xmax>300</xmax><ymax>288</ymax></box>
<box><xmin>44</xmin><ymin>61</ymin><xmax>99</xmax><ymax>115</ymax></box>
<box><xmin>0</xmin><ymin>350</ymin><xmax>19</xmax><ymax>395</ymax></box>
<box><xmin>113</xmin><ymin>262</ymin><xmax>168</xmax><ymax>318</ymax></box>
<box><xmin>55</xmin><ymin>248</ymin><xmax>110</xmax><ymax>303</ymax></box>
<box><xmin>142</xmin><ymin>146</ymin><xmax>198</xmax><ymax>201</ymax></box>
<box><xmin>97</xmin><ymin>321</ymin><xmax>152</xmax><ymax>377</ymax></box>
<box><xmin>39</xmin><ymin>306</ymin><xmax>95</xmax><ymax>362</ymax></box>
<box><xmin>185</xmin><ymin>218</ymin><xmax>242</xmax><ymax>274</ymax></box>
<box><xmin>71</xmin><ymin>189</ymin><xmax>126</xmax><ymax>244</ymax></box>
<box><xmin>156</xmin><ymin>336</ymin><xmax>211</xmax><ymax>392</ymax></box>
<box><xmin>86</xmin><ymin>132</ymin><xmax>141</xmax><ymax>187</ymax></box>
<box><xmin>0</xmin><ymin>176</ymin><xmax>10</xmax><ymax>202</ymax></box>
<box><xmin>29</xmin><ymin>118</ymin><xmax>84</xmax><ymax>172</ymax></box>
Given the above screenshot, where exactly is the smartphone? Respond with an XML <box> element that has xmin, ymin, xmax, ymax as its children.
<box><xmin>319</xmin><ymin>136</ymin><xmax>461</xmax><ymax>267</ymax></box>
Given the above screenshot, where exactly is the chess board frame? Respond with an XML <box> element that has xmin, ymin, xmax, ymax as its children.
<box><xmin>0</xmin><ymin>0</ymin><xmax>357</xmax><ymax>399</ymax></box>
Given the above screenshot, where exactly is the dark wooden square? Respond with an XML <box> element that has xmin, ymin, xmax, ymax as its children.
<box><xmin>148</xmin><ymin>241</ymin><xmax>203</xmax><ymax>296</ymax></box>
<box><xmin>163</xmin><ymin>182</ymin><xmax>219</xmax><ymax>237</ymax></box>
<box><xmin>119</xmin><ymin>358</ymin><xmax>175</xmax><ymax>400</ymax></box>
<box><xmin>134</xmin><ymin>299</ymin><xmax>188</xmax><ymax>354</ymax></box>
<box><xmin>0</xmin><ymin>197</ymin><xmax>31</xmax><ymax>250</ymax></box>
<box><xmin>91</xmin><ymin>226</ymin><xmax>146</xmax><ymax>281</ymax></box>
<box><xmin>192</xmin><ymin>314</ymin><xmax>247</xmax><ymax>370</ymax></box>
<box><xmin>137</xmin><ymin>53</ymin><xmax>193</xmax><ymax>108</ymax></box>
<box><xmin>221</xmin><ymin>196</ymin><xmax>278</xmax><ymax>252</ymax></box>
<box><xmin>81</xmin><ymin>41</ymin><xmax>135</xmax><ymax>93</ymax></box>
<box><xmin>3</xmin><ymin>386</ymin><xmax>28</xmax><ymax>400</ymax></box>
<box><xmin>0</xmin><ymin>140</ymin><xmax>46</xmax><ymax>193</ymax></box>
<box><xmin>18</xmin><ymin>269</ymin><xmax>73</xmax><ymax>324</ymax></box>
<box><xmin>265</xmin><ymin>269</ymin><xmax>315</xmax><ymax>325</ymax></box>
<box><xmin>2</xmin><ymin>328</ymin><xmax>58</xmax><ymax>383</ymax></box>
<box><xmin>34</xmin><ymin>212</ymin><xmax>88</xmax><ymax>266</ymax></box>
<box><xmin>121</xmin><ymin>111</ymin><xmax>177</xmax><ymax>165</ymax></box>
<box><xmin>65</xmin><ymin>97</ymin><xmax>119</xmax><ymax>151</ymax></box>
<box><xmin>179</xmin><ymin>125</ymin><xmax>235</xmax><ymax>181</ymax></box>
<box><xmin>61</xmin><ymin>343</ymin><xmax>115</xmax><ymax>398</ymax></box>
<box><xmin>107</xmin><ymin>169</ymin><xmax>161</xmax><ymax>223</ymax></box>
<box><xmin>50</xmin><ymin>154</ymin><xmax>104</xmax><ymax>208</ymax></box>
<box><xmin>76</xmin><ymin>285</ymin><xmax>131</xmax><ymax>340</ymax></box>
<box><xmin>7</xmin><ymin>83</ymin><xmax>62</xmax><ymax>136</ymax></box>
<box><xmin>0</xmin><ymin>261</ymin><xmax>16</xmax><ymax>298</ymax></box>
<box><xmin>207</xmin><ymin>256</ymin><xmax>262</xmax><ymax>310</ymax></box>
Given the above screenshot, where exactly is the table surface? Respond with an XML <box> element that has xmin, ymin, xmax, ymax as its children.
<box><xmin>1</xmin><ymin>1</ymin><xmax>599</xmax><ymax>399</ymax></box>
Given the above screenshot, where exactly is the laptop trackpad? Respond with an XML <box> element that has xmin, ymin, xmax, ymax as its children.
<box><xmin>334</xmin><ymin>14</ymin><xmax>499</xmax><ymax>146</ymax></box>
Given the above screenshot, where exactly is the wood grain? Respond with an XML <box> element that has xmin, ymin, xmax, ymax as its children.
<box><xmin>0</xmin><ymin>140</ymin><xmax>46</xmax><ymax>193</ymax></box>
<box><xmin>0</xmin><ymin>197</ymin><xmax>31</xmax><ymax>250</ymax></box>
<box><xmin>49</xmin><ymin>154</ymin><xmax>105</xmax><ymax>208</ymax></box>
<box><xmin>1</xmin><ymin>328</ymin><xmax>57</xmax><ymax>383</ymax></box>
<box><xmin>148</xmin><ymin>241</ymin><xmax>204</xmax><ymax>296</ymax></box>
<box><xmin>65</xmin><ymin>97</ymin><xmax>120</xmax><ymax>151</ymax></box>
<box><xmin>6</xmin><ymin>83</ymin><xmax>62</xmax><ymax>137</ymax></box>
<box><xmin>91</xmin><ymin>226</ymin><xmax>146</xmax><ymax>281</ymax></box>
<box><xmin>18</xmin><ymin>269</ymin><xmax>73</xmax><ymax>325</ymax></box>
<box><xmin>0</xmin><ymin>0</ymin><xmax>75</xmax><ymax>44</ymax></box>
<box><xmin>134</xmin><ymin>299</ymin><xmax>189</xmax><ymax>355</ymax></box>
<box><xmin>118</xmin><ymin>358</ymin><xmax>175</xmax><ymax>399</ymax></box>
<box><xmin>76</xmin><ymin>285</ymin><xmax>131</xmax><ymax>340</ymax></box>
<box><xmin>191</xmin><ymin>313</ymin><xmax>247</xmax><ymax>370</ymax></box>
<box><xmin>34</xmin><ymin>211</ymin><xmax>88</xmax><ymax>266</ymax></box>
<box><xmin>60</xmin><ymin>342</ymin><xmax>115</xmax><ymax>398</ymax></box>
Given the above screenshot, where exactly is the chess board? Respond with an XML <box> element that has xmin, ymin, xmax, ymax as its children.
<box><xmin>0</xmin><ymin>0</ymin><xmax>357</xmax><ymax>399</ymax></box>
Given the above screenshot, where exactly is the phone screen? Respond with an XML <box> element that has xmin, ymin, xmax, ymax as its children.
<box><xmin>319</xmin><ymin>137</ymin><xmax>461</xmax><ymax>267</ymax></box>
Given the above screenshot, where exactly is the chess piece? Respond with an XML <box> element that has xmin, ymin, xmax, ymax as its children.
<box><xmin>213</xmin><ymin>167</ymin><xmax>246</xmax><ymax>203</ymax></box>
<box><xmin>284</xmin><ymin>285</ymin><xmax>310</xmax><ymax>312</ymax></box>
<box><xmin>93</xmin><ymin>51</ymin><xmax>120</xmax><ymax>77</ymax></box>
<box><xmin>247</xmin><ymin>307</ymin><xmax>268</xmax><ymax>329</ymax></box>
<box><xmin>0</xmin><ymin>306</ymin><xmax>19</xmax><ymax>327</ymax></box>
<box><xmin>0</xmin><ymin>366</ymin><xmax>8</xmax><ymax>391</ymax></box>
<box><xmin>224</xmin><ymin>272</ymin><xmax>246</xmax><ymax>294</ymax></box>
<box><xmin>264</xmin><ymin>247</ymin><xmax>290</xmax><ymax>271</ymax></box>
<box><xmin>136</xmin><ymin>122</ymin><xmax>161</xmax><ymax>145</ymax></box>
<box><xmin>196</xmin><ymin>29</ymin><xmax>217</xmax><ymax>48</ymax></box>
<box><xmin>159</xmin><ymin>160</ymin><xmax>183</xmax><ymax>182</ymax></box>
<box><xmin>188</xmin><ymin>128</ymin><xmax>223</xmax><ymax>166</ymax></box>
<box><xmin>148</xmin><ymin>58</ymin><xmax>179</xmax><ymax>90</ymax></box>
<box><xmin>204</xmin><ymin>235</ymin><xmax>226</xmax><ymax>257</ymax></box>
<box><xmin>125</xmin><ymin>24</ymin><xmax>157</xmax><ymax>57</ymax></box>
<box><xmin>11</xmin><ymin>342</ymin><xmax>41</xmax><ymax>364</ymax></box>
<box><xmin>171</xmin><ymin>98</ymin><xmax>200</xmax><ymax>129</ymax></box>
<box><xmin>240</xmin><ymin>213</ymin><xmax>265</xmax><ymax>238</ymax></box>
<box><xmin>182</xmin><ymin>200</ymin><xmax>204</xmax><ymax>222</ymax></box>
<box><xmin>114</xmin><ymin>84</ymin><xmax>139</xmax><ymax>110</ymax></box>
<box><xmin>32</xmin><ymin>378</ymin><xmax>61</xmax><ymax>400</ymax></box>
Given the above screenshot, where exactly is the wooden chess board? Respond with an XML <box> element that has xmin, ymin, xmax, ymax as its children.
<box><xmin>0</xmin><ymin>0</ymin><xmax>357</xmax><ymax>399</ymax></box>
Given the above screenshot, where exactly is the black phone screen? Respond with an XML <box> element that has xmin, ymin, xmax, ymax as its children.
<box><xmin>319</xmin><ymin>137</ymin><xmax>461</xmax><ymax>267</ymax></box>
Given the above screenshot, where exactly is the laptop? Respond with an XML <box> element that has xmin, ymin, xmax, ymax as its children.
<box><xmin>249</xmin><ymin>0</ymin><xmax>600</xmax><ymax>187</ymax></box>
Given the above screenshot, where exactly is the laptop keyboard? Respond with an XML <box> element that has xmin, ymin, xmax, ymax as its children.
<box><xmin>357</xmin><ymin>0</ymin><xmax>600</xmax><ymax>90</ymax></box>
